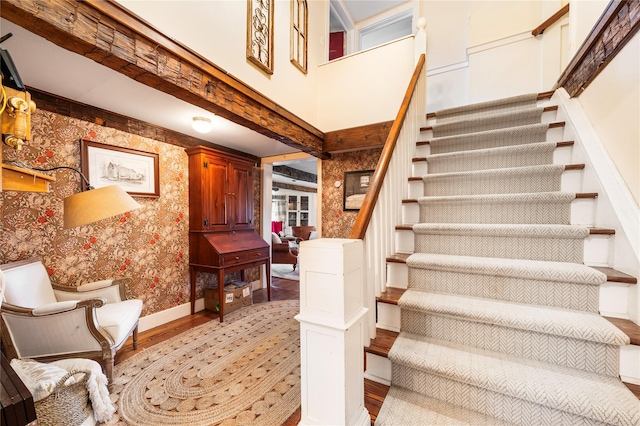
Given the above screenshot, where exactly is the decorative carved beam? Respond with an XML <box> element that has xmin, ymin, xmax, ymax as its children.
<box><xmin>1</xmin><ymin>0</ymin><xmax>328</xmax><ymax>159</ymax></box>
<box><xmin>272</xmin><ymin>182</ymin><xmax>316</xmax><ymax>193</ymax></box>
<box><xmin>557</xmin><ymin>0</ymin><xmax>640</xmax><ymax>96</ymax></box>
<box><xmin>273</xmin><ymin>165</ymin><xmax>317</xmax><ymax>184</ymax></box>
<box><xmin>324</xmin><ymin>121</ymin><xmax>393</xmax><ymax>154</ymax></box>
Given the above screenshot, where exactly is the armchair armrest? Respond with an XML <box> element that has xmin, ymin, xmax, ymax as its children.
<box><xmin>0</xmin><ymin>299</ymin><xmax>112</xmax><ymax>361</ymax></box>
<box><xmin>272</xmin><ymin>243</ymin><xmax>292</xmax><ymax>252</ymax></box>
<box><xmin>52</xmin><ymin>277</ymin><xmax>134</xmax><ymax>304</ymax></box>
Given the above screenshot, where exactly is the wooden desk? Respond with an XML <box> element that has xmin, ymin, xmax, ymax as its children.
<box><xmin>189</xmin><ymin>230</ymin><xmax>271</xmax><ymax>321</ymax></box>
<box><xmin>1</xmin><ymin>354</ymin><xmax>37</xmax><ymax>426</ymax></box>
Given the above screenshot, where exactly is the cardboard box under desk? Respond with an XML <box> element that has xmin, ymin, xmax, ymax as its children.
<box><xmin>204</xmin><ymin>281</ymin><xmax>252</xmax><ymax>314</ymax></box>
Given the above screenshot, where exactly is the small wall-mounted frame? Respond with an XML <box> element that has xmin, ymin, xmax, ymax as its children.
<box><xmin>343</xmin><ymin>169</ymin><xmax>374</xmax><ymax>211</ymax></box>
<box><xmin>81</xmin><ymin>139</ymin><xmax>160</xmax><ymax>197</ymax></box>
<box><xmin>247</xmin><ymin>0</ymin><xmax>274</xmax><ymax>74</ymax></box>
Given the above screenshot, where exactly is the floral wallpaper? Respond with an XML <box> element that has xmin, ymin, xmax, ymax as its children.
<box><xmin>0</xmin><ymin>109</ymin><xmax>262</xmax><ymax>317</ymax></box>
<box><xmin>321</xmin><ymin>149</ymin><xmax>382</xmax><ymax>238</ymax></box>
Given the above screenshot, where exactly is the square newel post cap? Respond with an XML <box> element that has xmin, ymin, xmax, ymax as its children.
<box><xmin>298</xmin><ymin>238</ymin><xmax>365</xmax><ymax>328</ymax></box>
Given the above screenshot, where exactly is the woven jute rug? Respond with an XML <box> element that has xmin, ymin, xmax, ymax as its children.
<box><xmin>106</xmin><ymin>300</ymin><xmax>300</xmax><ymax>425</ymax></box>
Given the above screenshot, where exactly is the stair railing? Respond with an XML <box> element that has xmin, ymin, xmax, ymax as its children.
<box><xmin>349</xmin><ymin>53</ymin><xmax>426</xmax><ymax>340</ymax></box>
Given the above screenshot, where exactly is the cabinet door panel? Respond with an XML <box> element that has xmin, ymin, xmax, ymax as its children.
<box><xmin>231</xmin><ymin>163</ymin><xmax>253</xmax><ymax>230</ymax></box>
<box><xmin>205</xmin><ymin>156</ymin><xmax>229</xmax><ymax>230</ymax></box>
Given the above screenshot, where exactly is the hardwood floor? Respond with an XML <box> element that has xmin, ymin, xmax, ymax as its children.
<box><xmin>115</xmin><ymin>276</ymin><xmax>389</xmax><ymax>424</ymax></box>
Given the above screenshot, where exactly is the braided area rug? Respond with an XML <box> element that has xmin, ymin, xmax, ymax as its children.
<box><xmin>105</xmin><ymin>300</ymin><xmax>300</xmax><ymax>425</ymax></box>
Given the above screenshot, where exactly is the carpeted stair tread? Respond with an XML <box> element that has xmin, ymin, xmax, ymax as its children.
<box><xmin>406</xmin><ymin>253</ymin><xmax>607</xmax><ymax>285</ymax></box>
<box><xmin>398</xmin><ymin>290</ymin><xmax>629</xmax><ymax>345</ymax></box>
<box><xmin>389</xmin><ymin>334</ymin><xmax>640</xmax><ymax>425</ymax></box>
<box><xmin>427</xmin><ymin>123</ymin><xmax>550</xmax><ymax>154</ymax></box>
<box><xmin>416</xmin><ymin>192</ymin><xmax>577</xmax><ymax>225</ymax></box>
<box><xmin>432</xmin><ymin>107</ymin><xmax>544</xmax><ymax>138</ymax></box>
<box><xmin>412</xmin><ymin>223</ymin><xmax>589</xmax><ymax>239</ymax></box>
<box><xmin>424</xmin><ymin>141</ymin><xmax>559</xmax><ymax>174</ymax></box>
<box><xmin>375</xmin><ymin>385</ymin><xmax>514</xmax><ymax>426</ymax></box>
<box><xmin>434</xmin><ymin>93</ymin><xmax>539</xmax><ymax>123</ymax></box>
<box><xmin>421</xmin><ymin>164</ymin><xmax>566</xmax><ymax>196</ymax></box>
<box><xmin>422</xmin><ymin>164</ymin><xmax>567</xmax><ymax>181</ymax></box>
<box><xmin>417</xmin><ymin>191</ymin><xmax>576</xmax><ymax>205</ymax></box>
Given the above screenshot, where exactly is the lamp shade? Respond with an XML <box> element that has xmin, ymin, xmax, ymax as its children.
<box><xmin>63</xmin><ymin>185</ymin><xmax>142</xmax><ymax>229</ymax></box>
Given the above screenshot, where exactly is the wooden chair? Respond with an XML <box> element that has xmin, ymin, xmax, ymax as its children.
<box><xmin>0</xmin><ymin>258</ymin><xmax>143</xmax><ymax>386</ymax></box>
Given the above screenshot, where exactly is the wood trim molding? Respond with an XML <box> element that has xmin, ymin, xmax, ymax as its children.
<box><xmin>557</xmin><ymin>0</ymin><xmax>640</xmax><ymax>96</ymax></box>
<box><xmin>349</xmin><ymin>54</ymin><xmax>426</xmax><ymax>240</ymax></box>
<box><xmin>324</xmin><ymin>121</ymin><xmax>393</xmax><ymax>154</ymax></box>
<box><xmin>532</xmin><ymin>4</ymin><xmax>570</xmax><ymax>37</ymax></box>
<box><xmin>1</xmin><ymin>0</ymin><xmax>327</xmax><ymax>158</ymax></box>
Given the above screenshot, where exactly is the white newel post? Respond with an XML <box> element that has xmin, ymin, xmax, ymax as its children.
<box><xmin>415</xmin><ymin>17</ymin><xmax>427</xmax><ymax>64</ymax></box>
<box><xmin>295</xmin><ymin>238</ymin><xmax>370</xmax><ymax>426</ymax></box>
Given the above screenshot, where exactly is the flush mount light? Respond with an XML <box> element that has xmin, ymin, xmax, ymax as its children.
<box><xmin>192</xmin><ymin>116</ymin><xmax>213</xmax><ymax>133</ymax></box>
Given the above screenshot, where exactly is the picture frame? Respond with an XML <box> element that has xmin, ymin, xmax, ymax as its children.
<box><xmin>80</xmin><ymin>139</ymin><xmax>160</xmax><ymax>198</ymax></box>
<box><xmin>247</xmin><ymin>0</ymin><xmax>274</xmax><ymax>75</ymax></box>
<box><xmin>343</xmin><ymin>170</ymin><xmax>374</xmax><ymax>211</ymax></box>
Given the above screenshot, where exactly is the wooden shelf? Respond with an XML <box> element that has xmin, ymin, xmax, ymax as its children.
<box><xmin>2</xmin><ymin>164</ymin><xmax>55</xmax><ymax>192</ymax></box>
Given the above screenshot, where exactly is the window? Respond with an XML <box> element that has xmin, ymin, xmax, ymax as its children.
<box><xmin>291</xmin><ymin>0</ymin><xmax>308</xmax><ymax>73</ymax></box>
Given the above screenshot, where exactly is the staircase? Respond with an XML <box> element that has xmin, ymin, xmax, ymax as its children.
<box><xmin>370</xmin><ymin>93</ymin><xmax>640</xmax><ymax>425</ymax></box>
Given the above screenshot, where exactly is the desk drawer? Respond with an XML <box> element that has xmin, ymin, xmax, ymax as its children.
<box><xmin>221</xmin><ymin>252</ymin><xmax>249</xmax><ymax>266</ymax></box>
<box><xmin>247</xmin><ymin>248</ymin><xmax>269</xmax><ymax>260</ymax></box>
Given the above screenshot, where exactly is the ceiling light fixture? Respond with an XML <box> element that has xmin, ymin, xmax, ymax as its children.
<box><xmin>192</xmin><ymin>116</ymin><xmax>212</xmax><ymax>133</ymax></box>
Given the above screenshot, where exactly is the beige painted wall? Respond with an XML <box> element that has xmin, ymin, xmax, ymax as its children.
<box><xmin>118</xmin><ymin>0</ymin><xmax>327</xmax><ymax>127</ymax></box>
<box><xmin>577</xmin><ymin>32</ymin><xmax>640</xmax><ymax>206</ymax></box>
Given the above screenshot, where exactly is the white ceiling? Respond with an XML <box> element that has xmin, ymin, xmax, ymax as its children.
<box><xmin>1</xmin><ymin>1</ymin><xmax>407</xmax><ymax>172</ymax></box>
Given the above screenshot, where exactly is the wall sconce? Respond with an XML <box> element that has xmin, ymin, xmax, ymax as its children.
<box><xmin>34</xmin><ymin>165</ymin><xmax>142</xmax><ymax>229</ymax></box>
<box><xmin>191</xmin><ymin>116</ymin><xmax>212</xmax><ymax>133</ymax></box>
<box><xmin>1</xmin><ymin>88</ymin><xmax>36</xmax><ymax>151</ymax></box>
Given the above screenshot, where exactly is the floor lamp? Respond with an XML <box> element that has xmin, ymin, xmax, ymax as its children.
<box><xmin>33</xmin><ymin>165</ymin><xmax>142</xmax><ymax>228</ymax></box>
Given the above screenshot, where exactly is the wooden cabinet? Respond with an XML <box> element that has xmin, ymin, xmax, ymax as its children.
<box><xmin>186</xmin><ymin>146</ymin><xmax>270</xmax><ymax>321</ymax></box>
<box><xmin>186</xmin><ymin>146</ymin><xmax>255</xmax><ymax>231</ymax></box>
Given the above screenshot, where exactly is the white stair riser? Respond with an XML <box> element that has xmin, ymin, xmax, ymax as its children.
<box><xmin>408</xmin><ymin>180</ymin><xmax>423</xmax><ymax>198</ymax></box>
<box><xmin>412</xmin><ymin>161</ymin><xmax>428</xmax><ymax>177</ymax></box>
<box><xmin>402</xmin><ymin>203</ymin><xmax>420</xmax><ymax>225</ymax></box>
<box><xmin>415</xmin><ymin>144</ymin><xmax>430</xmax><ymax>157</ymax></box>
<box><xmin>377</xmin><ymin>302</ymin><xmax>401</xmax><ymax>332</ymax></box>
<box><xmin>584</xmin><ymin>234</ymin><xmax>612</xmax><ymax>266</ymax></box>
<box><xmin>364</xmin><ymin>352</ymin><xmax>392</xmax><ymax>385</ymax></box>
<box><xmin>403</xmin><ymin>197</ymin><xmax>596</xmax><ymax>226</ymax></box>
<box><xmin>396</xmin><ymin>228</ymin><xmax>611</xmax><ymax>265</ymax></box>
<box><xmin>541</xmin><ymin>109</ymin><xmax>557</xmax><ymax>123</ymax></box>
<box><xmin>621</xmin><ymin>344</ymin><xmax>640</xmax><ymax>385</ymax></box>
<box><xmin>387</xmin><ymin>263</ymin><xmax>408</xmax><ymax>289</ymax></box>
<box><xmin>599</xmin><ymin>282</ymin><xmax>632</xmax><ymax>318</ymax></box>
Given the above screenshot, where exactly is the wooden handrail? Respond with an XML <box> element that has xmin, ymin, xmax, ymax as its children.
<box><xmin>532</xmin><ymin>4</ymin><xmax>570</xmax><ymax>36</ymax></box>
<box><xmin>349</xmin><ymin>54</ymin><xmax>426</xmax><ymax>239</ymax></box>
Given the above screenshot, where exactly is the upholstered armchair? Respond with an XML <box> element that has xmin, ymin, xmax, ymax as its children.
<box><xmin>291</xmin><ymin>225</ymin><xmax>316</xmax><ymax>242</ymax></box>
<box><xmin>271</xmin><ymin>233</ymin><xmax>299</xmax><ymax>270</ymax></box>
<box><xmin>0</xmin><ymin>258</ymin><xmax>143</xmax><ymax>386</ymax></box>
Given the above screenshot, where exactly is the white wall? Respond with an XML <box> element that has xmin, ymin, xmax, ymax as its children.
<box><xmin>421</xmin><ymin>0</ymin><xmax>575</xmax><ymax>110</ymax></box>
<box><xmin>577</xmin><ymin>32</ymin><xmax>640</xmax><ymax>206</ymax></box>
<box><xmin>117</xmin><ymin>0</ymin><xmax>327</xmax><ymax>128</ymax></box>
<box><xmin>316</xmin><ymin>36</ymin><xmax>415</xmax><ymax>131</ymax></box>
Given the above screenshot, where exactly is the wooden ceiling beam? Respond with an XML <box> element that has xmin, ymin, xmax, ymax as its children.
<box><xmin>1</xmin><ymin>0</ymin><xmax>328</xmax><ymax>159</ymax></box>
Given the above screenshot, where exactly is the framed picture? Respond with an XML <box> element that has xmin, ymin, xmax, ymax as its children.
<box><xmin>80</xmin><ymin>139</ymin><xmax>160</xmax><ymax>197</ymax></box>
<box><xmin>247</xmin><ymin>0</ymin><xmax>274</xmax><ymax>74</ymax></box>
<box><xmin>343</xmin><ymin>170</ymin><xmax>374</xmax><ymax>211</ymax></box>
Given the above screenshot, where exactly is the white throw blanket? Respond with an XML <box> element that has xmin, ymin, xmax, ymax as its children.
<box><xmin>10</xmin><ymin>358</ymin><xmax>115</xmax><ymax>423</ymax></box>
